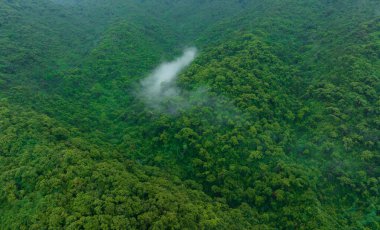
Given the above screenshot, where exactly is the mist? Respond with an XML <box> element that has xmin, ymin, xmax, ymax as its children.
<box><xmin>140</xmin><ymin>47</ymin><xmax>197</xmax><ymax>105</ymax></box>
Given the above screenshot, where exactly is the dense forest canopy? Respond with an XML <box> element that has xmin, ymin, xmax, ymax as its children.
<box><xmin>0</xmin><ymin>0</ymin><xmax>379</xmax><ymax>229</ymax></box>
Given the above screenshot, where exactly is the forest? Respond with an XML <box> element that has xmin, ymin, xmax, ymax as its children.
<box><xmin>0</xmin><ymin>0</ymin><xmax>379</xmax><ymax>229</ymax></box>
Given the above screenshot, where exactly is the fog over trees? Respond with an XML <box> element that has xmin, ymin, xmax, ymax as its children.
<box><xmin>0</xmin><ymin>0</ymin><xmax>379</xmax><ymax>229</ymax></box>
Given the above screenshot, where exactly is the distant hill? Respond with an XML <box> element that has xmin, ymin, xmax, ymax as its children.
<box><xmin>0</xmin><ymin>0</ymin><xmax>379</xmax><ymax>229</ymax></box>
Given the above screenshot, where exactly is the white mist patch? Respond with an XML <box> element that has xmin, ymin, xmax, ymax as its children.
<box><xmin>141</xmin><ymin>47</ymin><xmax>197</xmax><ymax>102</ymax></box>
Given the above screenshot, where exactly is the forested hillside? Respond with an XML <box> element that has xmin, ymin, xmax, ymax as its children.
<box><xmin>0</xmin><ymin>0</ymin><xmax>379</xmax><ymax>229</ymax></box>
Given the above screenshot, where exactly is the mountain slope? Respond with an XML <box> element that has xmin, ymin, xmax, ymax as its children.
<box><xmin>0</xmin><ymin>0</ymin><xmax>379</xmax><ymax>229</ymax></box>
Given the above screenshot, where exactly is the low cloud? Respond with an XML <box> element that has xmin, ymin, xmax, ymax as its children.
<box><xmin>137</xmin><ymin>47</ymin><xmax>244</xmax><ymax>123</ymax></box>
<box><xmin>140</xmin><ymin>47</ymin><xmax>197</xmax><ymax>105</ymax></box>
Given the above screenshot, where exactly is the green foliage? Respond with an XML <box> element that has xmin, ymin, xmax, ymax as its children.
<box><xmin>0</xmin><ymin>0</ymin><xmax>379</xmax><ymax>229</ymax></box>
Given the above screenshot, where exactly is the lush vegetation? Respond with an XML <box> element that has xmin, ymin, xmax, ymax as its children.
<box><xmin>0</xmin><ymin>0</ymin><xmax>379</xmax><ymax>229</ymax></box>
